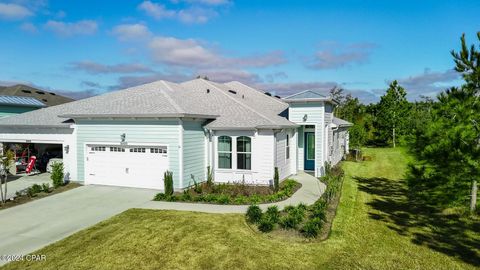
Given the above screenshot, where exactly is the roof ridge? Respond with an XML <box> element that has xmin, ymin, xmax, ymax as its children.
<box><xmin>203</xmin><ymin>80</ymin><xmax>277</xmax><ymax>125</ymax></box>
<box><xmin>159</xmin><ymin>80</ymin><xmax>184</xmax><ymax>114</ymax></box>
<box><xmin>227</xmin><ymin>81</ymin><xmax>287</xmax><ymax>106</ymax></box>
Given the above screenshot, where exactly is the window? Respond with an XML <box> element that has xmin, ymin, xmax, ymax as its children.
<box><xmin>130</xmin><ymin>148</ymin><xmax>146</xmax><ymax>153</ymax></box>
<box><xmin>218</xmin><ymin>136</ymin><xmax>232</xmax><ymax>169</ymax></box>
<box><xmin>91</xmin><ymin>146</ymin><xmax>106</xmax><ymax>151</ymax></box>
<box><xmin>286</xmin><ymin>134</ymin><xmax>290</xmax><ymax>159</ymax></box>
<box><xmin>306</xmin><ymin>133</ymin><xmax>315</xmax><ymax>160</ymax></box>
<box><xmin>110</xmin><ymin>147</ymin><xmax>125</xmax><ymax>152</ymax></box>
<box><xmin>237</xmin><ymin>136</ymin><xmax>251</xmax><ymax>170</ymax></box>
<box><xmin>151</xmin><ymin>147</ymin><xmax>167</xmax><ymax>154</ymax></box>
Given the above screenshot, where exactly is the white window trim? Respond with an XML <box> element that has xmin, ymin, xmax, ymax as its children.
<box><xmin>216</xmin><ymin>135</ymin><xmax>252</xmax><ymax>171</ymax></box>
<box><xmin>286</xmin><ymin>134</ymin><xmax>290</xmax><ymax>160</ymax></box>
<box><xmin>236</xmin><ymin>136</ymin><xmax>252</xmax><ymax>170</ymax></box>
<box><xmin>217</xmin><ymin>136</ymin><xmax>233</xmax><ymax>169</ymax></box>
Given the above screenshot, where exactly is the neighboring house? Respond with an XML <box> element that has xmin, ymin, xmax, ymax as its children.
<box><xmin>0</xmin><ymin>84</ymin><xmax>74</xmax><ymax>106</ymax></box>
<box><xmin>0</xmin><ymin>95</ymin><xmax>46</xmax><ymax>119</ymax></box>
<box><xmin>0</xmin><ymin>79</ymin><xmax>351</xmax><ymax>190</ymax></box>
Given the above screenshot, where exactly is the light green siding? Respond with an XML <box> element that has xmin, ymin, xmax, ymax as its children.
<box><xmin>76</xmin><ymin>119</ymin><xmax>182</xmax><ymax>188</ymax></box>
<box><xmin>0</xmin><ymin>105</ymin><xmax>38</xmax><ymax>118</ymax></box>
<box><xmin>182</xmin><ymin>120</ymin><xmax>206</xmax><ymax>187</ymax></box>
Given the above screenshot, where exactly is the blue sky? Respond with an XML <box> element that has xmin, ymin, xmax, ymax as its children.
<box><xmin>0</xmin><ymin>0</ymin><xmax>478</xmax><ymax>102</ymax></box>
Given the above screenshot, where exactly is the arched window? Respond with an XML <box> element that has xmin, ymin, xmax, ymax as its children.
<box><xmin>237</xmin><ymin>136</ymin><xmax>251</xmax><ymax>170</ymax></box>
<box><xmin>218</xmin><ymin>136</ymin><xmax>232</xmax><ymax>169</ymax></box>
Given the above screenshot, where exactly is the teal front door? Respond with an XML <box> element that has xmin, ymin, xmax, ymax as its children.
<box><xmin>304</xmin><ymin>132</ymin><xmax>315</xmax><ymax>170</ymax></box>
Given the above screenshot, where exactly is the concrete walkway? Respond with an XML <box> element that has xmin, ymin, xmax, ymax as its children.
<box><xmin>139</xmin><ymin>171</ymin><xmax>325</xmax><ymax>213</ymax></box>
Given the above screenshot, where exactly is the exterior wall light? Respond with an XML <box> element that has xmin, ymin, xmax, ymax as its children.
<box><xmin>303</xmin><ymin>114</ymin><xmax>308</xmax><ymax>122</ymax></box>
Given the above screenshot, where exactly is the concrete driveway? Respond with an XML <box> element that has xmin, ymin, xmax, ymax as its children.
<box><xmin>0</xmin><ymin>185</ymin><xmax>157</xmax><ymax>266</ymax></box>
<box><xmin>4</xmin><ymin>173</ymin><xmax>52</xmax><ymax>200</ymax></box>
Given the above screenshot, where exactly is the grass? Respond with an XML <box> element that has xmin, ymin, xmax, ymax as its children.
<box><xmin>0</xmin><ymin>182</ymin><xmax>80</xmax><ymax>211</ymax></box>
<box><xmin>3</xmin><ymin>148</ymin><xmax>478</xmax><ymax>270</ymax></box>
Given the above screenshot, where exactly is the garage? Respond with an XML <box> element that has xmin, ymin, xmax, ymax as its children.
<box><xmin>85</xmin><ymin>144</ymin><xmax>169</xmax><ymax>189</ymax></box>
<box><xmin>4</xmin><ymin>142</ymin><xmax>63</xmax><ymax>175</ymax></box>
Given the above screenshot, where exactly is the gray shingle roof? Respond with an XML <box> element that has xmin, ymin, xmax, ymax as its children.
<box><xmin>0</xmin><ymin>79</ymin><xmax>297</xmax><ymax>130</ymax></box>
<box><xmin>0</xmin><ymin>84</ymin><xmax>74</xmax><ymax>106</ymax></box>
<box><xmin>0</xmin><ymin>95</ymin><xmax>45</xmax><ymax>107</ymax></box>
<box><xmin>333</xmin><ymin>117</ymin><xmax>353</xmax><ymax>127</ymax></box>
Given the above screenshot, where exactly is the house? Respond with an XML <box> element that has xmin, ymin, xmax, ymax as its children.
<box><xmin>0</xmin><ymin>95</ymin><xmax>46</xmax><ymax>119</ymax></box>
<box><xmin>0</xmin><ymin>84</ymin><xmax>74</xmax><ymax>106</ymax></box>
<box><xmin>0</xmin><ymin>79</ymin><xmax>351</xmax><ymax>190</ymax></box>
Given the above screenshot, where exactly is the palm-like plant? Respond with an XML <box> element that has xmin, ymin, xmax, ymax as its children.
<box><xmin>0</xmin><ymin>148</ymin><xmax>15</xmax><ymax>204</ymax></box>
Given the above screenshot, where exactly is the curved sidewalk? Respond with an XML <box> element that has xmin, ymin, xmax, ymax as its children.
<box><xmin>139</xmin><ymin>171</ymin><xmax>326</xmax><ymax>214</ymax></box>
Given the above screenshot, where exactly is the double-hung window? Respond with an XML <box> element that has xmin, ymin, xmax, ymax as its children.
<box><xmin>218</xmin><ymin>136</ymin><xmax>232</xmax><ymax>169</ymax></box>
<box><xmin>237</xmin><ymin>136</ymin><xmax>251</xmax><ymax>170</ymax></box>
<box><xmin>286</xmin><ymin>134</ymin><xmax>290</xmax><ymax>159</ymax></box>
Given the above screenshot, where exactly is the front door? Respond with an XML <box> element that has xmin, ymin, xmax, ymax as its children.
<box><xmin>304</xmin><ymin>132</ymin><xmax>315</xmax><ymax>170</ymax></box>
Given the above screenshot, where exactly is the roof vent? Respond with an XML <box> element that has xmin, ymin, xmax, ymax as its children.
<box><xmin>265</xmin><ymin>92</ymin><xmax>272</xmax><ymax>96</ymax></box>
<box><xmin>36</xmin><ymin>91</ymin><xmax>45</xmax><ymax>95</ymax></box>
<box><xmin>228</xmin><ymin>90</ymin><xmax>237</xmax><ymax>94</ymax></box>
<box><xmin>242</xmin><ymin>94</ymin><xmax>245</xmax><ymax>99</ymax></box>
<box><xmin>42</xmin><ymin>99</ymin><xmax>48</xmax><ymax>102</ymax></box>
<box><xmin>275</xmin><ymin>95</ymin><xmax>281</xmax><ymax>99</ymax></box>
<box><xmin>50</xmin><ymin>92</ymin><xmax>56</xmax><ymax>96</ymax></box>
<box><xmin>206</xmin><ymin>89</ymin><xmax>210</xmax><ymax>93</ymax></box>
<box><xmin>21</xmin><ymin>89</ymin><xmax>32</xmax><ymax>93</ymax></box>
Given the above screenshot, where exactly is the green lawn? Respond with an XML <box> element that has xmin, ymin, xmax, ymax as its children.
<box><xmin>3</xmin><ymin>148</ymin><xmax>479</xmax><ymax>270</ymax></box>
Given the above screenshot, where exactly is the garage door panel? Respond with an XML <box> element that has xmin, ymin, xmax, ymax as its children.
<box><xmin>85</xmin><ymin>144</ymin><xmax>169</xmax><ymax>189</ymax></box>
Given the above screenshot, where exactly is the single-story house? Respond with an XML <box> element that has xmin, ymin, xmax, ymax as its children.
<box><xmin>0</xmin><ymin>95</ymin><xmax>46</xmax><ymax>119</ymax></box>
<box><xmin>0</xmin><ymin>79</ymin><xmax>352</xmax><ymax>190</ymax></box>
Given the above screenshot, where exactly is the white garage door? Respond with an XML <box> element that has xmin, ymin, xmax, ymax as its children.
<box><xmin>85</xmin><ymin>144</ymin><xmax>169</xmax><ymax>189</ymax></box>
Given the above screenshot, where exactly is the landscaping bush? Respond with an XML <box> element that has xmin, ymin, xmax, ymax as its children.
<box><xmin>31</xmin><ymin>184</ymin><xmax>42</xmax><ymax>194</ymax></box>
<box><xmin>51</xmin><ymin>162</ymin><xmax>64</xmax><ymax>188</ymax></box>
<box><xmin>274</xmin><ymin>167</ymin><xmax>279</xmax><ymax>192</ymax></box>
<box><xmin>265</xmin><ymin>206</ymin><xmax>280</xmax><ymax>223</ymax></box>
<box><xmin>310</xmin><ymin>199</ymin><xmax>328</xmax><ymax>220</ymax></box>
<box><xmin>246</xmin><ymin>205</ymin><xmax>262</xmax><ymax>223</ymax></box>
<box><xmin>164</xmin><ymin>171</ymin><xmax>174</xmax><ymax>196</ymax></box>
<box><xmin>41</xmin><ymin>183</ymin><xmax>51</xmax><ymax>193</ymax></box>
<box><xmin>258</xmin><ymin>216</ymin><xmax>275</xmax><ymax>232</ymax></box>
<box><xmin>280</xmin><ymin>205</ymin><xmax>305</xmax><ymax>229</ymax></box>
<box><xmin>154</xmin><ymin>193</ymin><xmax>167</xmax><ymax>201</ymax></box>
<box><xmin>216</xmin><ymin>194</ymin><xmax>231</xmax><ymax>204</ymax></box>
<box><xmin>301</xmin><ymin>217</ymin><xmax>323</xmax><ymax>238</ymax></box>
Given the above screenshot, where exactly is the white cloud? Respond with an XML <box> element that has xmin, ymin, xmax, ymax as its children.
<box><xmin>138</xmin><ymin>0</ymin><xmax>219</xmax><ymax>24</ymax></box>
<box><xmin>306</xmin><ymin>42</ymin><xmax>377</xmax><ymax>70</ymax></box>
<box><xmin>148</xmin><ymin>36</ymin><xmax>286</xmax><ymax>68</ymax></box>
<box><xmin>70</xmin><ymin>61</ymin><xmax>153</xmax><ymax>74</ymax></box>
<box><xmin>172</xmin><ymin>0</ymin><xmax>230</xmax><ymax>6</ymax></box>
<box><xmin>112</xmin><ymin>23</ymin><xmax>152</xmax><ymax>41</ymax></box>
<box><xmin>44</xmin><ymin>20</ymin><xmax>98</xmax><ymax>36</ymax></box>
<box><xmin>20</xmin><ymin>22</ymin><xmax>37</xmax><ymax>33</ymax></box>
<box><xmin>138</xmin><ymin>1</ymin><xmax>176</xmax><ymax>19</ymax></box>
<box><xmin>0</xmin><ymin>3</ymin><xmax>33</xmax><ymax>20</ymax></box>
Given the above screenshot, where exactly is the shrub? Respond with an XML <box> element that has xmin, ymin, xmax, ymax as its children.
<box><xmin>301</xmin><ymin>217</ymin><xmax>323</xmax><ymax>238</ymax></box>
<box><xmin>41</xmin><ymin>183</ymin><xmax>51</xmax><ymax>193</ymax></box>
<box><xmin>216</xmin><ymin>194</ymin><xmax>231</xmax><ymax>204</ymax></box>
<box><xmin>279</xmin><ymin>215</ymin><xmax>299</xmax><ymax>229</ymax></box>
<box><xmin>311</xmin><ymin>199</ymin><xmax>328</xmax><ymax>220</ymax></box>
<box><xmin>265</xmin><ymin>206</ymin><xmax>280</xmax><ymax>223</ymax></box>
<box><xmin>31</xmin><ymin>184</ymin><xmax>42</xmax><ymax>194</ymax></box>
<box><xmin>246</xmin><ymin>205</ymin><xmax>263</xmax><ymax>223</ymax></box>
<box><xmin>164</xmin><ymin>171</ymin><xmax>174</xmax><ymax>195</ymax></box>
<box><xmin>206</xmin><ymin>166</ymin><xmax>213</xmax><ymax>186</ymax></box>
<box><xmin>258</xmin><ymin>216</ymin><xmax>275</xmax><ymax>232</ymax></box>
<box><xmin>179</xmin><ymin>192</ymin><xmax>192</xmax><ymax>201</ymax></box>
<box><xmin>50</xmin><ymin>162</ymin><xmax>64</xmax><ymax>188</ymax></box>
<box><xmin>154</xmin><ymin>193</ymin><xmax>167</xmax><ymax>201</ymax></box>
<box><xmin>274</xmin><ymin>167</ymin><xmax>279</xmax><ymax>192</ymax></box>
<box><xmin>234</xmin><ymin>195</ymin><xmax>247</xmax><ymax>204</ymax></box>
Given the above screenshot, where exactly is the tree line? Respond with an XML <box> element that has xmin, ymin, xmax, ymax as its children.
<box><xmin>333</xmin><ymin>32</ymin><xmax>480</xmax><ymax>214</ymax></box>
